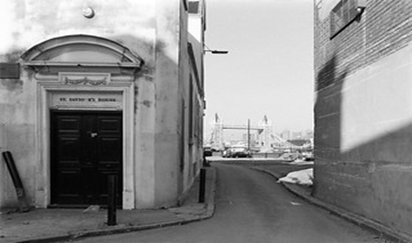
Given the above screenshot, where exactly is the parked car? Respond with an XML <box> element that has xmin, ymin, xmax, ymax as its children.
<box><xmin>302</xmin><ymin>151</ymin><xmax>314</xmax><ymax>161</ymax></box>
<box><xmin>280</xmin><ymin>152</ymin><xmax>300</xmax><ymax>161</ymax></box>
<box><xmin>225</xmin><ymin>147</ymin><xmax>251</xmax><ymax>158</ymax></box>
<box><xmin>211</xmin><ymin>147</ymin><xmax>220</xmax><ymax>152</ymax></box>
<box><xmin>203</xmin><ymin>146</ymin><xmax>213</xmax><ymax>157</ymax></box>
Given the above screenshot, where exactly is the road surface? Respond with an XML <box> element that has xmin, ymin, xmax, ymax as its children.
<box><xmin>76</xmin><ymin>163</ymin><xmax>386</xmax><ymax>243</ymax></box>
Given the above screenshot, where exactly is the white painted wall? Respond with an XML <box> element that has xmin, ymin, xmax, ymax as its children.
<box><xmin>0</xmin><ymin>0</ymin><xmax>201</xmax><ymax>209</ymax></box>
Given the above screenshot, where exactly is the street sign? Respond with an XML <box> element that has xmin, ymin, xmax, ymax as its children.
<box><xmin>0</xmin><ymin>63</ymin><xmax>20</xmax><ymax>79</ymax></box>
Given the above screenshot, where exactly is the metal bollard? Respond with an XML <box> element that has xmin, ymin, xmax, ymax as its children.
<box><xmin>107</xmin><ymin>174</ymin><xmax>117</xmax><ymax>226</ymax></box>
<box><xmin>198</xmin><ymin>168</ymin><xmax>206</xmax><ymax>203</ymax></box>
<box><xmin>203</xmin><ymin>154</ymin><xmax>209</xmax><ymax>167</ymax></box>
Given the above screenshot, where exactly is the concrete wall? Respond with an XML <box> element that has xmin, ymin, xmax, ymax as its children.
<box><xmin>314</xmin><ymin>0</ymin><xmax>412</xmax><ymax>236</ymax></box>
<box><xmin>0</xmin><ymin>0</ymin><xmax>203</xmax><ymax>209</ymax></box>
<box><xmin>181</xmin><ymin>0</ymin><xmax>206</xmax><ymax>200</ymax></box>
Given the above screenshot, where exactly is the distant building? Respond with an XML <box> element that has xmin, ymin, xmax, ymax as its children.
<box><xmin>291</xmin><ymin>131</ymin><xmax>303</xmax><ymax>140</ymax></box>
<box><xmin>314</xmin><ymin>0</ymin><xmax>412</xmax><ymax>237</ymax></box>
<box><xmin>303</xmin><ymin>129</ymin><xmax>313</xmax><ymax>139</ymax></box>
<box><xmin>0</xmin><ymin>0</ymin><xmax>206</xmax><ymax>210</ymax></box>
<box><xmin>280</xmin><ymin>130</ymin><xmax>291</xmax><ymax>141</ymax></box>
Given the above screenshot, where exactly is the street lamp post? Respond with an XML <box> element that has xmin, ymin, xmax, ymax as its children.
<box><xmin>247</xmin><ymin>119</ymin><xmax>250</xmax><ymax>151</ymax></box>
<box><xmin>205</xmin><ymin>50</ymin><xmax>229</xmax><ymax>54</ymax></box>
<box><xmin>204</xmin><ymin>44</ymin><xmax>229</xmax><ymax>55</ymax></box>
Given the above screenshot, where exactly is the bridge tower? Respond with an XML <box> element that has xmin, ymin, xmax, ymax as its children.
<box><xmin>210</xmin><ymin>113</ymin><xmax>224</xmax><ymax>149</ymax></box>
<box><xmin>258</xmin><ymin>115</ymin><xmax>273</xmax><ymax>150</ymax></box>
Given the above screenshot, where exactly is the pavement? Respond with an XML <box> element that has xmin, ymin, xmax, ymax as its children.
<box><xmin>2</xmin><ymin>159</ymin><xmax>411</xmax><ymax>243</ymax></box>
<box><xmin>0</xmin><ymin>166</ymin><xmax>216</xmax><ymax>243</ymax></box>
<box><xmin>251</xmin><ymin>165</ymin><xmax>412</xmax><ymax>243</ymax></box>
<box><xmin>207</xmin><ymin>156</ymin><xmax>411</xmax><ymax>243</ymax></box>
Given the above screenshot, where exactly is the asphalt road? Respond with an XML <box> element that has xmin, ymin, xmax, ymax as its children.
<box><xmin>77</xmin><ymin>163</ymin><xmax>386</xmax><ymax>243</ymax></box>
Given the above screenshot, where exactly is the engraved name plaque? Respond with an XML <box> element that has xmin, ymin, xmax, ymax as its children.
<box><xmin>51</xmin><ymin>91</ymin><xmax>122</xmax><ymax>110</ymax></box>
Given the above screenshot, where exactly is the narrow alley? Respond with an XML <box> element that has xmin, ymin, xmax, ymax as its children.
<box><xmin>75</xmin><ymin>163</ymin><xmax>386</xmax><ymax>243</ymax></box>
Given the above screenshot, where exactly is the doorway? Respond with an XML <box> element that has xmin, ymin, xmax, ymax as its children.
<box><xmin>50</xmin><ymin>110</ymin><xmax>122</xmax><ymax>206</ymax></box>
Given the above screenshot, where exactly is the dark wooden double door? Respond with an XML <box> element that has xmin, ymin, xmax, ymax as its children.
<box><xmin>51</xmin><ymin>111</ymin><xmax>122</xmax><ymax>206</ymax></box>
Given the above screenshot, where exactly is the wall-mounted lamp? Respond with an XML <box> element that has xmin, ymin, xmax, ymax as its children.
<box><xmin>356</xmin><ymin>0</ymin><xmax>366</xmax><ymax>14</ymax></box>
<box><xmin>356</xmin><ymin>6</ymin><xmax>365</xmax><ymax>14</ymax></box>
<box><xmin>83</xmin><ymin>6</ymin><xmax>95</xmax><ymax>18</ymax></box>
<box><xmin>204</xmin><ymin>45</ymin><xmax>228</xmax><ymax>54</ymax></box>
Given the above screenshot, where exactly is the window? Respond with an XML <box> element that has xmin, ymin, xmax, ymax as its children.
<box><xmin>188</xmin><ymin>1</ymin><xmax>199</xmax><ymax>14</ymax></box>
<box><xmin>330</xmin><ymin>0</ymin><xmax>365</xmax><ymax>39</ymax></box>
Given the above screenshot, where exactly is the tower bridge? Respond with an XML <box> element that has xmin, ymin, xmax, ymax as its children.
<box><xmin>208</xmin><ymin>114</ymin><xmax>298</xmax><ymax>151</ymax></box>
<box><xmin>222</xmin><ymin>124</ymin><xmax>263</xmax><ymax>132</ymax></box>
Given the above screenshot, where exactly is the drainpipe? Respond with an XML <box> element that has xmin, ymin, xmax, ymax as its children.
<box><xmin>2</xmin><ymin>151</ymin><xmax>30</xmax><ymax>212</ymax></box>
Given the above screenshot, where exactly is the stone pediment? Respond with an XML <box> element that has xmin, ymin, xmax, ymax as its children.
<box><xmin>21</xmin><ymin>34</ymin><xmax>144</xmax><ymax>70</ymax></box>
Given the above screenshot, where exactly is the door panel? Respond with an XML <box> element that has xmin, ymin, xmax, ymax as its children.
<box><xmin>55</xmin><ymin>170</ymin><xmax>83</xmax><ymax>204</ymax></box>
<box><xmin>98</xmin><ymin>116</ymin><xmax>122</xmax><ymax>132</ymax></box>
<box><xmin>57</xmin><ymin>117</ymin><xmax>81</xmax><ymax>131</ymax></box>
<box><xmin>58</xmin><ymin>136</ymin><xmax>81</xmax><ymax>165</ymax></box>
<box><xmin>51</xmin><ymin>111</ymin><xmax>122</xmax><ymax>206</ymax></box>
<box><xmin>95</xmin><ymin>115</ymin><xmax>122</xmax><ymax>205</ymax></box>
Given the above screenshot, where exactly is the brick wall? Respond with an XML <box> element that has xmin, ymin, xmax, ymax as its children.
<box><xmin>314</xmin><ymin>0</ymin><xmax>412</xmax><ymax>238</ymax></box>
<box><xmin>315</xmin><ymin>0</ymin><xmax>412</xmax><ymax>91</ymax></box>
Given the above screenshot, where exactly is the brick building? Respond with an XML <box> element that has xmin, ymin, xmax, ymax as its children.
<box><xmin>0</xmin><ymin>0</ymin><xmax>206</xmax><ymax>210</ymax></box>
<box><xmin>314</xmin><ymin>0</ymin><xmax>412</xmax><ymax>238</ymax></box>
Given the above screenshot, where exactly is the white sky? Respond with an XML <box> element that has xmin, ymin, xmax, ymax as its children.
<box><xmin>203</xmin><ymin>0</ymin><xmax>314</xmax><ymax>137</ymax></box>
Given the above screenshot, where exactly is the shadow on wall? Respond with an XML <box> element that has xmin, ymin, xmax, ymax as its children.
<box><xmin>314</xmin><ymin>54</ymin><xmax>412</xmax><ymax>236</ymax></box>
<box><xmin>111</xmin><ymin>32</ymin><xmax>204</xmax><ymax>207</ymax></box>
<box><xmin>313</xmin><ymin>55</ymin><xmax>347</xmax><ymax>198</ymax></box>
<box><xmin>108</xmin><ymin>34</ymin><xmax>188</xmax><ymax>207</ymax></box>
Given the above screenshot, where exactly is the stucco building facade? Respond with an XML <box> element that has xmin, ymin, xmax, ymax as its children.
<box><xmin>0</xmin><ymin>0</ymin><xmax>206</xmax><ymax>210</ymax></box>
<box><xmin>314</xmin><ymin>0</ymin><xmax>412</xmax><ymax>238</ymax></box>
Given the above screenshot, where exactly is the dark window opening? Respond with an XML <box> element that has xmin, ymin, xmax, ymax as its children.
<box><xmin>188</xmin><ymin>1</ymin><xmax>199</xmax><ymax>14</ymax></box>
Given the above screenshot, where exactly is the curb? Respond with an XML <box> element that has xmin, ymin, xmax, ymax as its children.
<box><xmin>18</xmin><ymin>167</ymin><xmax>217</xmax><ymax>243</ymax></box>
<box><xmin>19</xmin><ymin>219</ymin><xmax>185</xmax><ymax>243</ymax></box>
<box><xmin>253</xmin><ymin>168</ymin><xmax>412</xmax><ymax>243</ymax></box>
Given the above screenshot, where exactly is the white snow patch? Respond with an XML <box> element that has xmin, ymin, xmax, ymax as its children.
<box><xmin>289</xmin><ymin>159</ymin><xmax>314</xmax><ymax>165</ymax></box>
<box><xmin>278</xmin><ymin>168</ymin><xmax>313</xmax><ymax>186</ymax></box>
